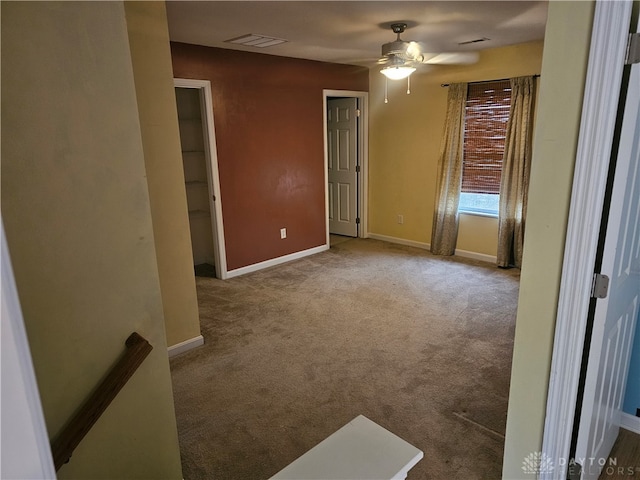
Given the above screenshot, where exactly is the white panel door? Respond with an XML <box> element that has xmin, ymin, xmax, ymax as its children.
<box><xmin>575</xmin><ymin>41</ymin><xmax>640</xmax><ymax>479</ymax></box>
<box><xmin>327</xmin><ymin>98</ymin><xmax>358</xmax><ymax>237</ymax></box>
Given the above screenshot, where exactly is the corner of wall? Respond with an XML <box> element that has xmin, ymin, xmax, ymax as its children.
<box><xmin>124</xmin><ymin>0</ymin><xmax>202</xmax><ymax>348</ymax></box>
<box><xmin>501</xmin><ymin>1</ymin><xmax>596</xmax><ymax>478</ymax></box>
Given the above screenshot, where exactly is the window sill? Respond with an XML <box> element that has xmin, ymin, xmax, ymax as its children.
<box><xmin>459</xmin><ymin>210</ymin><xmax>498</xmax><ymax>219</ymax></box>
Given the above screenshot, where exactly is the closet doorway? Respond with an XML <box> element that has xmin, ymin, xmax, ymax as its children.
<box><xmin>174</xmin><ymin>79</ymin><xmax>227</xmax><ymax>279</ymax></box>
<box><xmin>322</xmin><ymin>90</ymin><xmax>369</xmax><ymax>245</ymax></box>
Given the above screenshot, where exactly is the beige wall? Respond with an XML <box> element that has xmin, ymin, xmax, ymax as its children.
<box><xmin>368</xmin><ymin>41</ymin><xmax>543</xmax><ymax>257</ymax></box>
<box><xmin>502</xmin><ymin>2</ymin><xmax>595</xmax><ymax>478</ymax></box>
<box><xmin>457</xmin><ymin>214</ymin><xmax>499</xmax><ymax>256</ymax></box>
<box><xmin>124</xmin><ymin>1</ymin><xmax>201</xmax><ymax>348</ymax></box>
<box><xmin>1</xmin><ymin>2</ymin><xmax>183</xmax><ymax>478</ymax></box>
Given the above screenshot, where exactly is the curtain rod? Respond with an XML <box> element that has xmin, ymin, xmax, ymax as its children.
<box><xmin>440</xmin><ymin>74</ymin><xmax>540</xmax><ymax>87</ymax></box>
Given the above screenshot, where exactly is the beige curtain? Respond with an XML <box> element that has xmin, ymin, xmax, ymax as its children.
<box><xmin>497</xmin><ymin>76</ymin><xmax>535</xmax><ymax>267</ymax></box>
<box><xmin>431</xmin><ymin>83</ymin><xmax>468</xmax><ymax>256</ymax></box>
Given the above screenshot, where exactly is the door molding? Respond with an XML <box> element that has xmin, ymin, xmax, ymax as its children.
<box><xmin>1</xmin><ymin>218</ymin><xmax>57</xmax><ymax>478</ymax></box>
<box><xmin>323</xmin><ymin>90</ymin><xmax>369</xmax><ymax>245</ymax></box>
<box><xmin>174</xmin><ymin>78</ymin><xmax>228</xmax><ymax>279</ymax></box>
<box><xmin>541</xmin><ymin>1</ymin><xmax>633</xmax><ymax>477</ymax></box>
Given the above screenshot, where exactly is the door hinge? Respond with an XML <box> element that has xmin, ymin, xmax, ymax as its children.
<box><xmin>212</xmin><ymin>195</ymin><xmax>216</xmax><ymax>201</ymax></box>
<box><xmin>356</xmin><ymin>109</ymin><xmax>361</xmax><ymax>117</ymax></box>
<box><xmin>591</xmin><ymin>273</ymin><xmax>610</xmax><ymax>299</ymax></box>
<box><xmin>626</xmin><ymin>33</ymin><xmax>640</xmax><ymax>65</ymax></box>
<box><xmin>356</xmin><ymin>217</ymin><xmax>360</xmax><ymax>224</ymax></box>
<box><xmin>355</xmin><ymin>165</ymin><xmax>361</xmax><ymax>173</ymax></box>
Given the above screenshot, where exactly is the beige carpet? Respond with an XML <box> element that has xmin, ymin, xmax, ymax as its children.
<box><xmin>170</xmin><ymin>238</ymin><xmax>520</xmax><ymax>479</ymax></box>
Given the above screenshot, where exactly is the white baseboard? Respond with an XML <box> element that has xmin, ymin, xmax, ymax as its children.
<box><xmin>454</xmin><ymin>248</ymin><xmax>497</xmax><ymax>264</ymax></box>
<box><xmin>226</xmin><ymin>244</ymin><xmax>329</xmax><ymax>278</ymax></box>
<box><xmin>168</xmin><ymin>334</ymin><xmax>204</xmax><ymax>357</ymax></box>
<box><xmin>367</xmin><ymin>233</ymin><xmax>430</xmax><ymax>250</ymax></box>
<box><xmin>367</xmin><ymin>233</ymin><xmax>496</xmax><ymax>264</ymax></box>
<box><xmin>620</xmin><ymin>412</ymin><xmax>640</xmax><ymax>434</ymax></box>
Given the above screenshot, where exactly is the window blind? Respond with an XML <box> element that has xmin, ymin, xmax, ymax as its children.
<box><xmin>461</xmin><ymin>80</ymin><xmax>511</xmax><ymax>194</ymax></box>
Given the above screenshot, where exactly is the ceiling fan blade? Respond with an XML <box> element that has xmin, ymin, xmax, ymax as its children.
<box><xmin>420</xmin><ymin>52</ymin><xmax>480</xmax><ymax>65</ymax></box>
<box><xmin>405</xmin><ymin>41</ymin><xmax>424</xmax><ymax>61</ymax></box>
<box><xmin>376</xmin><ymin>24</ymin><xmax>479</xmax><ymax>69</ymax></box>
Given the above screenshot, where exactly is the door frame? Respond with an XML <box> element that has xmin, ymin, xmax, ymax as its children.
<box><xmin>323</xmin><ymin>90</ymin><xmax>369</xmax><ymax>245</ymax></box>
<box><xmin>540</xmin><ymin>1</ymin><xmax>634</xmax><ymax>476</ymax></box>
<box><xmin>174</xmin><ymin>78</ymin><xmax>228</xmax><ymax>280</ymax></box>
<box><xmin>1</xmin><ymin>218</ymin><xmax>56</xmax><ymax>478</ymax></box>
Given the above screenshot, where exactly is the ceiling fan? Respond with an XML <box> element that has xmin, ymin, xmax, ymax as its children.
<box><xmin>379</xmin><ymin>23</ymin><xmax>480</xmax><ymax>79</ymax></box>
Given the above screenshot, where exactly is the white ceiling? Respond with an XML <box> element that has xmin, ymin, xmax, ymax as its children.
<box><xmin>166</xmin><ymin>1</ymin><xmax>548</xmax><ymax>67</ymax></box>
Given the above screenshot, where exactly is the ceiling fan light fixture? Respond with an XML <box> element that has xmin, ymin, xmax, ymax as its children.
<box><xmin>380</xmin><ymin>65</ymin><xmax>416</xmax><ymax>80</ymax></box>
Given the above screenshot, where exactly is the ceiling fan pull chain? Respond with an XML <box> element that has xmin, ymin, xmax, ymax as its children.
<box><xmin>407</xmin><ymin>75</ymin><xmax>411</xmax><ymax>95</ymax></box>
<box><xmin>384</xmin><ymin>76</ymin><xmax>389</xmax><ymax>104</ymax></box>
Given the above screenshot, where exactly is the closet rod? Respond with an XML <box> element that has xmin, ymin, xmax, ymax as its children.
<box><xmin>440</xmin><ymin>74</ymin><xmax>540</xmax><ymax>87</ymax></box>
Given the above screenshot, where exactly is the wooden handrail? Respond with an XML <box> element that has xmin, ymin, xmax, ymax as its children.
<box><xmin>50</xmin><ymin>332</ymin><xmax>153</xmax><ymax>471</ymax></box>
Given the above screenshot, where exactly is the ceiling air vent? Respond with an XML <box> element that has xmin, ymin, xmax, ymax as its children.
<box><xmin>225</xmin><ymin>34</ymin><xmax>288</xmax><ymax>48</ymax></box>
<box><xmin>458</xmin><ymin>37</ymin><xmax>490</xmax><ymax>46</ymax></box>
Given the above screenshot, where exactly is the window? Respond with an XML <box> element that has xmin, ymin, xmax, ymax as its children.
<box><xmin>458</xmin><ymin>80</ymin><xmax>511</xmax><ymax>216</ymax></box>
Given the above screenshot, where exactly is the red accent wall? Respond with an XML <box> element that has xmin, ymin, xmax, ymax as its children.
<box><xmin>171</xmin><ymin>43</ymin><xmax>369</xmax><ymax>271</ymax></box>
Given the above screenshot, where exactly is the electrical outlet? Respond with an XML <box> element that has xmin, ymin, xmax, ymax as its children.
<box><xmin>280</xmin><ymin>228</ymin><xmax>287</xmax><ymax>239</ymax></box>
<box><xmin>397</xmin><ymin>215</ymin><xmax>404</xmax><ymax>224</ymax></box>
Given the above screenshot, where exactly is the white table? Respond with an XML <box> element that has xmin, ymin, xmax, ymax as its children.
<box><xmin>269</xmin><ymin>415</ymin><xmax>424</xmax><ymax>480</ymax></box>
